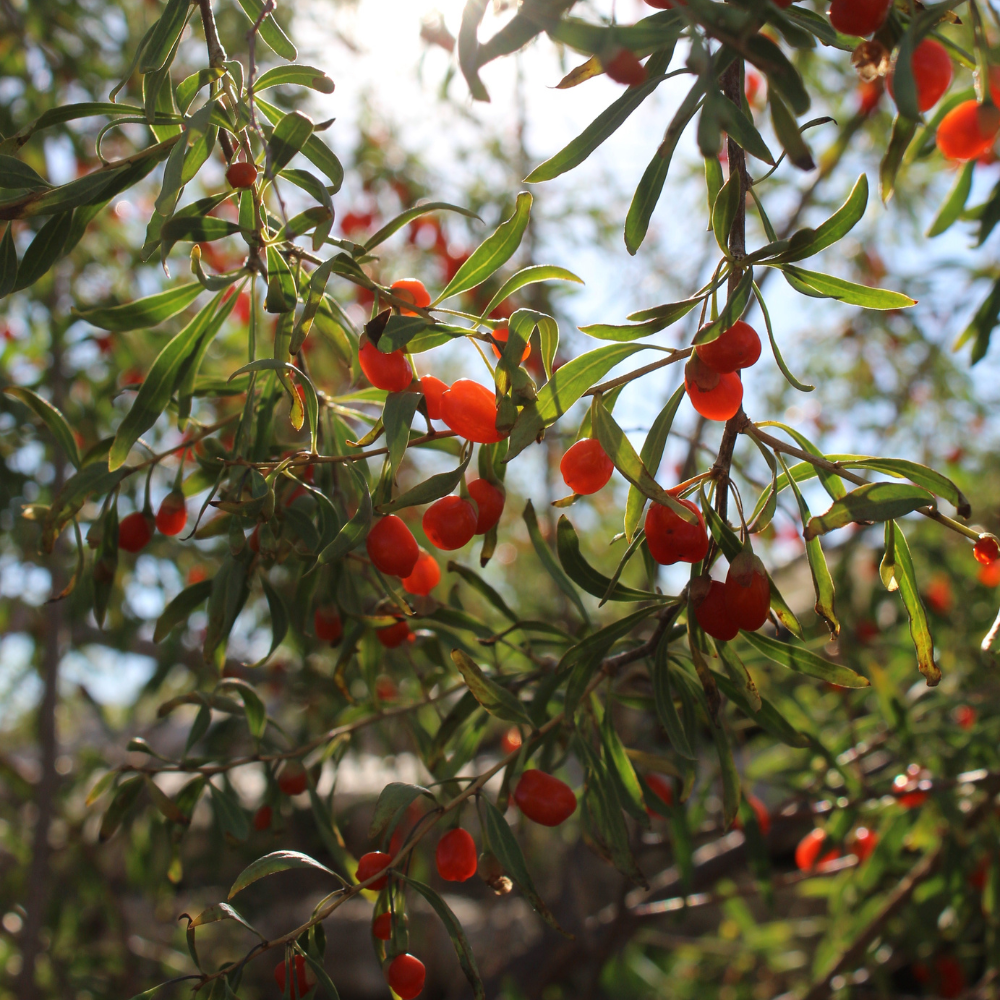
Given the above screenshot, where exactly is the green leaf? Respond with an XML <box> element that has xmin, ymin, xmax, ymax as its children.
<box><xmin>774</xmin><ymin>174</ymin><xmax>868</xmax><ymax>263</ymax></box>
<box><xmin>825</xmin><ymin>456</ymin><xmax>968</xmax><ymax>518</ymax></box>
<box><xmin>479</xmin><ymin>796</ymin><xmax>571</xmax><ymax>937</ymax></box>
<box><xmin>600</xmin><ymin>706</ymin><xmax>649</xmax><ymax>825</ymax></box>
<box><xmin>139</xmin><ymin>0</ymin><xmax>190</xmax><ymax>73</ymax></box>
<box><xmin>160</xmin><ymin>216</ymin><xmax>242</xmax><ymax>255</ymax></box>
<box><xmin>751</xmin><ymin>280</ymin><xmax>814</xmax><ymax>393</ymax></box>
<box><xmin>803</xmin><ymin>483</ymin><xmax>934</xmax><ymax>540</ymax></box>
<box><xmin>0</xmin><ymin>155</ymin><xmax>50</xmax><ymax>190</ymax></box>
<box><xmin>748</xmin><ymin>32</ymin><xmax>810</xmax><ymax>115</ymax></box>
<box><xmin>740</xmin><ymin>630</ymin><xmax>869</xmax><ymax>688</ymax></box>
<box><xmin>715</xmin><ymin>93</ymin><xmax>774</xmax><ymax>165</ymax></box>
<box><xmin>99</xmin><ymin>776</ymin><xmax>143</xmax><ymax>841</ymax></box>
<box><xmin>592</xmin><ymin>397</ymin><xmax>697</xmax><ymax>522</ymax></box>
<box><xmin>154</xmin><ymin>579</ymin><xmax>213</xmax><ymax>642</ymax></box>
<box><xmin>504</xmin><ymin>343</ymin><xmax>649</xmax><ymax>461</ymax></box>
<box><xmin>436</xmin><ymin>192</ymin><xmax>532</xmax><ymax>302</ymax></box>
<box><xmin>73</xmin><ymin>281</ymin><xmax>204</xmax><ymax>332</ymax></box>
<box><xmin>710</xmin><ymin>717</ymin><xmax>741</xmax><ymax>829</ymax></box>
<box><xmin>756</xmin><ymin>421</ymin><xmax>845</xmax><ymax>501</ymax></box>
<box><xmin>768</xmin><ymin>91</ymin><xmax>814</xmax><ymax>171</ymax></box>
<box><xmin>202</xmin><ymin>551</ymin><xmax>251</xmax><ymax>666</ymax></box>
<box><xmin>92</xmin><ymin>503</ymin><xmax>118</xmax><ymax>627</ymax></box>
<box><xmin>713</xmin><ymin>670</ymin><xmax>809</xmax><ymax>748</ymax></box>
<box><xmin>41</xmin><ymin>462</ymin><xmax>126</xmax><ymax>553</ymax></box>
<box><xmin>555</xmin><ymin>516</ymin><xmax>659</xmax><ymax>603</ymax></box>
<box><xmin>625</xmin><ymin>80</ymin><xmax>704</xmax><ymax>255</ymax></box>
<box><xmin>960</xmin><ymin>272</ymin><xmax>1000</xmax><ymax>364</ymax></box>
<box><xmin>524</xmin><ymin>501</ymin><xmax>589</xmax><ymax>622</ymax></box>
<box><xmin>478</xmin><ymin>265</ymin><xmax>582</xmax><ymax>321</ymax></box>
<box><xmin>235</xmin><ymin>0</ymin><xmax>297</xmax><ymax>60</ymax></box>
<box><xmin>447</xmin><ymin>561</ymin><xmax>518</xmax><ymax>622</ymax></box>
<box><xmin>525</xmin><ymin>48</ymin><xmax>675</xmax><ymax>183</ymax></box>
<box><xmin>693</xmin><ymin>268</ymin><xmax>754</xmax><ymax>345</ymax></box>
<box><xmin>383</xmin><ymin>391</ymin><xmax>421</xmax><ymax>479</ymax></box>
<box><xmin>217</xmin><ymin>677</ymin><xmax>268</xmax><ymax>740</ymax></box>
<box><xmin>229</xmin><ymin>850</ymin><xmax>334</xmax><ymax>899</ymax></box>
<box><xmin>0</xmin><ymin>224</ymin><xmax>16</xmax><ymax>296</ymax></box>
<box><xmin>13</xmin><ymin>211</ymin><xmax>73</xmax><ymax>291</ymax></box>
<box><xmin>927</xmin><ymin>160</ymin><xmax>974</xmax><ymax>238</ymax></box>
<box><xmin>712</xmin><ymin>175</ymin><xmax>740</xmax><ymax>254</ymax></box>
<box><xmin>3</xmin><ymin>387</ymin><xmax>81</xmax><ymax>468</ymax></box>
<box><xmin>265</xmin><ymin>245</ymin><xmax>298</xmax><ymax>313</ymax></box>
<box><xmin>397</xmin><ymin>876</ymin><xmax>485</xmax><ymax>1000</ymax></box>
<box><xmin>318</xmin><ymin>466</ymin><xmax>372</xmax><ymax>564</ymax></box>
<box><xmin>298</xmin><ymin>950</ymin><xmax>341</xmax><ymax>1000</ymax></box>
<box><xmin>255</xmin><ymin>99</ymin><xmax>343</xmax><ymax>190</ymax></box>
<box><xmin>884</xmin><ymin>521</ymin><xmax>940</xmax><ymax>685</ymax></box>
<box><xmin>376</xmin><ymin>315</ymin><xmax>430</xmax><ymax>353</ymax></box>
<box><xmin>377</xmin><ymin>454</ymin><xmax>472</xmax><ymax>514</ymax></box>
<box><xmin>253</xmin><ymin>64</ymin><xmax>335</xmax><ymax>94</ymax></box>
<box><xmin>450</xmin><ymin>649</ymin><xmax>531</xmax><ymax>724</ymax></box>
<box><xmin>109</xmin><ymin>291</ymin><xmax>226</xmax><ymax>470</ymax></box>
<box><xmin>652</xmin><ymin>644</ymin><xmax>696</xmax><ymax>759</ymax></box>
<box><xmin>268</xmin><ymin>111</ymin><xmax>314</xmax><ymax>173</ymax></box>
<box><xmin>368</xmin><ymin>783</ymin><xmax>436</xmax><ymax>842</ymax></box>
<box><xmin>363</xmin><ymin>201</ymin><xmax>481</xmax><ymax>252</ymax></box>
<box><xmin>254</xmin><ymin>576</ymin><xmax>288</xmax><ymax>668</ymax></box>
<box><xmin>781</xmin><ymin>265</ymin><xmax>916</xmax><ymax>309</ymax></box>
<box><xmin>879</xmin><ymin>114</ymin><xmax>917</xmax><ymax>204</ymax></box>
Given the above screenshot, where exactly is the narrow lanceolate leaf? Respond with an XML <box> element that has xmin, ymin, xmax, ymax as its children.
<box><xmin>447</xmin><ymin>562</ymin><xmax>518</xmax><ymax>622</ymax></box>
<box><xmin>229</xmin><ymin>851</ymin><xmax>335</xmax><ymax>899</ymax></box>
<box><xmin>625</xmin><ymin>80</ymin><xmax>704</xmax><ymax>255</ymax></box>
<box><xmin>436</xmin><ymin>192</ymin><xmax>532</xmax><ymax>302</ymax></box>
<box><xmin>139</xmin><ymin>0</ymin><xmax>190</xmax><ymax>73</ymax></box>
<box><xmin>0</xmin><ymin>224</ymin><xmax>16</xmax><ymax>296</ymax></box>
<box><xmin>398</xmin><ymin>876</ymin><xmax>485</xmax><ymax>1000</ymax></box>
<box><xmin>217</xmin><ymin>677</ymin><xmax>267</xmax><ymax>740</ymax></box>
<box><xmin>377</xmin><ymin>454</ymin><xmax>472</xmax><ymax>514</ymax></box>
<box><xmin>710</xmin><ymin>718</ymin><xmax>741</xmax><ymax>829</ymax></box>
<box><xmin>774</xmin><ymin>174</ymin><xmax>868</xmax><ymax>263</ymax></box>
<box><xmin>526</xmin><ymin>48</ymin><xmax>674</xmax><ymax>183</ymax></box>
<box><xmin>715</xmin><ymin>93</ymin><xmax>774</xmax><ymax>164</ymax></box>
<box><xmin>369</xmin><ymin>783</ymin><xmax>437</xmax><ymax>842</ymax></box>
<box><xmin>254</xmin><ymin>576</ymin><xmax>288</xmax><ymax>668</ymax></box>
<box><xmin>524</xmin><ymin>501</ymin><xmax>589</xmax><ymax>623</ymax></box>
<box><xmin>450</xmin><ymin>649</ymin><xmax>531</xmax><ymax>724</ymax></box>
<box><xmin>741</xmin><ymin>630</ymin><xmax>869</xmax><ymax>687</ymax></box>
<box><xmin>73</xmin><ymin>281</ymin><xmax>204</xmax><ymax>331</ymax></box>
<box><xmin>504</xmin><ymin>343</ymin><xmax>649</xmax><ymax>461</ymax></box>
<box><xmin>769</xmin><ymin>91</ymin><xmax>814</xmax><ymax>171</ymax></box>
<box><xmin>479</xmin><ymin>797</ymin><xmax>572</xmax><ymax>937</ymax></box>
<box><xmin>781</xmin><ymin>265</ymin><xmax>916</xmax><ymax>309</ymax></box>
<box><xmin>13</xmin><ymin>211</ymin><xmax>73</xmax><ymax>291</ymax></box>
<box><xmin>960</xmin><ymin>272</ymin><xmax>1000</xmax><ymax>365</ymax></box>
<box><xmin>879</xmin><ymin>114</ymin><xmax>917</xmax><ymax>204</ymax></box>
<box><xmin>265</xmin><ymin>245</ymin><xmax>297</xmax><ymax>313</ymax></box>
<box><xmin>234</xmin><ymin>0</ymin><xmax>297</xmax><ymax>60</ymax></box>
<box><xmin>803</xmin><ymin>483</ymin><xmax>935</xmax><ymax>540</ymax></box>
<box><xmin>592</xmin><ymin>398</ymin><xmax>696</xmax><ymax>523</ymax></box>
<box><xmin>253</xmin><ymin>64</ymin><xmax>335</xmax><ymax>94</ymax></box>
<box><xmin>3</xmin><ymin>387</ymin><xmax>81</xmax><ymax>468</ymax></box>
<box><xmin>0</xmin><ymin>155</ymin><xmax>50</xmax><ymax>189</ymax></box>
<box><xmin>154</xmin><ymin>580</ymin><xmax>213</xmax><ymax>642</ymax></box>
<box><xmin>885</xmin><ymin>520</ymin><xmax>941</xmax><ymax>685</ymax></box>
<box><xmin>363</xmin><ymin>201</ymin><xmax>481</xmax><ymax>252</ymax></box>
<box><xmin>383</xmin><ymin>391</ymin><xmax>421</xmax><ymax>479</ymax></box>
<box><xmin>318</xmin><ymin>466</ymin><xmax>372</xmax><ymax>564</ymax></box>
<box><xmin>600</xmin><ymin>707</ymin><xmax>649</xmax><ymax>825</ymax></box>
<box><xmin>109</xmin><ymin>291</ymin><xmax>225</xmax><ymax>470</ymax></box>
<box><xmin>268</xmin><ymin>111</ymin><xmax>314</xmax><ymax>173</ymax></box>
<box><xmin>99</xmin><ymin>776</ymin><xmax>143</xmax><ymax>841</ymax></box>
<box><xmin>927</xmin><ymin>160</ymin><xmax>974</xmax><ymax>238</ymax></box>
<box><xmin>555</xmin><ymin>516</ymin><xmax>660</xmax><ymax>603</ymax></box>
<box><xmin>478</xmin><ymin>265</ymin><xmax>582</xmax><ymax>321</ymax></box>
<box><xmin>652</xmin><ymin>645</ymin><xmax>696</xmax><ymax>759</ymax></box>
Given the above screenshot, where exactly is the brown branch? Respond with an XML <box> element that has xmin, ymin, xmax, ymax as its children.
<box><xmin>197</xmin><ymin>0</ymin><xmax>228</xmax><ymax>68</ymax></box>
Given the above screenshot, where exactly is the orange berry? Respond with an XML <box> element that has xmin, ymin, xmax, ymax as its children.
<box><xmin>560</xmin><ymin>438</ymin><xmax>614</xmax><ymax>495</ymax></box>
<box><xmin>390</xmin><ymin>278</ymin><xmax>431</xmax><ymax>316</ymax></box>
<box><xmin>439</xmin><ymin>379</ymin><xmax>507</xmax><ymax>444</ymax></box>
<box><xmin>155</xmin><ymin>490</ymin><xmax>187</xmax><ymax>536</ymax></box>
<box><xmin>603</xmin><ymin>47</ymin><xmax>647</xmax><ymax>87</ymax></box>
<box><xmin>273</xmin><ymin>956</ymin><xmax>314</xmax><ymax>999</ymax></box>
<box><xmin>724</xmin><ymin>551</ymin><xmax>771</xmax><ymax>631</ymax></box>
<box><xmin>684</xmin><ymin>355</ymin><xmax>743</xmax><ymax>421</ymax></box>
<box><xmin>513</xmin><ymin>770</ymin><xmax>577</xmax><ymax>826</ymax></box>
<box><xmin>419</xmin><ymin>375</ymin><xmax>448</xmax><ymax>419</ymax></box>
<box><xmin>252</xmin><ymin>804</ymin><xmax>272</xmax><ymax>831</ymax></box>
<box><xmin>888</xmin><ymin>39</ymin><xmax>952</xmax><ymax>112</ymax></box>
<box><xmin>372</xmin><ymin>912</ymin><xmax>392</xmax><ymax>940</ymax></box>
<box><xmin>423</xmin><ymin>495</ymin><xmax>478</xmax><ymax>550</ymax></box>
<box><xmin>937</xmin><ymin>100</ymin><xmax>1000</xmax><ymax>161</ymax></box>
<box><xmin>366</xmin><ymin>516</ymin><xmax>420</xmax><ymax>577</ymax></box>
<box><xmin>974</xmin><ymin>535</ymin><xmax>1000</xmax><ymax>565</ymax></box>
<box><xmin>500</xmin><ymin>726</ymin><xmax>522</xmax><ymax>754</ymax></box>
<box><xmin>645</xmin><ymin>773</ymin><xmax>673</xmax><ymax>815</ymax></box>
<box><xmin>695</xmin><ymin>321</ymin><xmax>761</xmax><ymax>373</ymax></box>
<box><xmin>402</xmin><ymin>550</ymin><xmax>441</xmax><ymax>595</ymax></box>
<box><xmin>358</xmin><ymin>338</ymin><xmax>413</xmax><ymax>393</ymax></box>
<box><xmin>377</xmin><ymin>621</ymin><xmax>412</xmax><ymax>648</ymax></box>
<box><xmin>226</xmin><ymin>161</ymin><xmax>257</xmax><ymax>189</ymax></box>
<box><xmin>850</xmin><ymin>826</ymin><xmax>878</xmax><ymax>861</ymax></box>
<box><xmin>490</xmin><ymin>325</ymin><xmax>530</xmax><ymax>362</ymax></box>
<box><xmin>467</xmin><ymin>479</ymin><xmax>505</xmax><ymax>533</ymax></box>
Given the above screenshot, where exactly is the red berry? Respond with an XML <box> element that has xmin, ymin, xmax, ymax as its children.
<box><xmin>645</xmin><ymin>496</ymin><xmax>708</xmax><ymax>566</ymax></box>
<box><xmin>226</xmin><ymin>161</ymin><xmax>258</xmax><ymax>189</ymax></box>
<box><xmin>980</xmin><ymin>561</ymin><xmax>1000</xmax><ymax>587</ymax></box>
<box><xmin>828</xmin><ymin>0</ymin><xmax>891</xmax><ymax>36</ymax></box>
<box><xmin>385</xmin><ymin>954</ymin><xmax>425</xmax><ymax>1000</ymax></box>
<box><xmin>695</xmin><ymin>321</ymin><xmax>761</xmax><ymax>373</ymax></box>
<box><xmin>513</xmin><ymin>770</ymin><xmax>577</xmax><ymax>827</ymax></box>
<box><xmin>560</xmin><ymin>438</ymin><xmax>614</xmax><ymax>495</ymax></box>
<box><xmin>684</xmin><ymin>355</ymin><xmax>743</xmax><ymax>421</ymax></box>
<box><xmin>858</xmin><ymin>80</ymin><xmax>882</xmax><ymax>115</ymax></box>
<box><xmin>314</xmin><ymin>606</ymin><xmax>343</xmax><ymax>643</ymax></box>
<box><xmin>956</xmin><ymin>704</ymin><xmax>976</xmax><ymax>730</ymax></box>
<box><xmin>422</xmin><ymin>495</ymin><xmax>478</xmax><ymax>550</ymax></box>
<box><xmin>974</xmin><ymin>536</ymin><xmax>1000</xmax><ymax>565</ymax></box>
<box><xmin>278</xmin><ymin>760</ymin><xmax>308</xmax><ymax>796</ymax></box>
<box><xmin>358</xmin><ymin>338</ymin><xmax>413</xmax><ymax>393</ymax></box>
<box><xmin>356</xmin><ymin>851</ymin><xmax>393</xmax><ymax>890</ymax></box>
<box><xmin>375</xmin><ymin>675</ymin><xmax>399</xmax><ymax>699</ymax></box>
<box><xmin>490</xmin><ymin>325</ymin><xmax>530</xmax><ymax>362</ymax></box>
<box><xmin>888</xmin><ymin>39</ymin><xmax>952</xmax><ymax>112</ymax></box>
<box><xmin>849</xmin><ymin>826</ymin><xmax>878</xmax><ymax>861</ymax></box>
<box><xmin>795</xmin><ymin>828</ymin><xmax>840</xmax><ymax>870</ymax></box>
<box><xmin>402</xmin><ymin>550</ymin><xmax>441</xmax><ymax>595</ymax></box>
<box><xmin>436</xmin><ymin>827</ymin><xmax>478</xmax><ymax>882</ymax></box>
<box><xmin>467</xmin><ymin>479</ymin><xmax>505</xmax><ymax>533</ymax></box>
<box><xmin>645</xmin><ymin>773</ymin><xmax>673</xmax><ymax>815</ymax></box>
<box><xmin>924</xmin><ymin>575</ymin><xmax>953</xmax><ymax>614</ymax></box>
<box><xmin>603</xmin><ymin>47</ymin><xmax>648</xmax><ymax>87</ymax></box>
<box><xmin>273</xmin><ymin>956</ymin><xmax>314</xmax><ymax>999</ymax></box>
<box><xmin>937</xmin><ymin>101</ymin><xmax>1000</xmax><ymax>161</ymax></box>
<box><xmin>693</xmin><ymin>579</ymin><xmax>739</xmax><ymax>641</ymax></box>
<box><xmin>724</xmin><ymin>552</ymin><xmax>771</xmax><ymax>631</ymax></box>
<box><xmin>500</xmin><ymin>726</ymin><xmax>522</xmax><ymax>754</ymax></box>
<box><xmin>390</xmin><ymin>278</ymin><xmax>431</xmax><ymax>316</ymax></box>
<box><xmin>377</xmin><ymin>621</ymin><xmax>412</xmax><ymax>648</ymax></box>
<box><xmin>419</xmin><ymin>375</ymin><xmax>448</xmax><ymax>419</ymax></box>
<box><xmin>440</xmin><ymin>380</ymin><xmax>507</xmax><ymax>444</ymax></box>
<box><xmin>372</xmin><ymin>912</ymin><xmax>392</xmax><ymax>941</ymax></box>
<box><xmin>253</xmin><ymin>804</ymin><xmax>273</xmax><ymax>831</ymax></box>
<box><xmin>366</xmin><ymin>516</ymin><xmax>420</xmax><ymax>577</ymax></box>
<box><xmin>118</xmin><ymin>511</ymin><xmax>154</xmax><ymax>553</ymax></box>
<box><xmin>155</xmin><ymin>490</ymin><xmax>187</xmax><ymax>536</ymax></box>
<box><xmin>937</xmin><ymin>957</ymin><xmax>966</xmax><ymax>999</ymax></box>
<box><xmin>736</xmin><ymin>795</ymin><xmax>772</xmax><ymax>837</ymax></box>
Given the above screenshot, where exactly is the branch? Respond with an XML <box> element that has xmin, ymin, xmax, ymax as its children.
<box><xmin>197</xmin><ymin>0</ymin><xmax>228</xmax><ymax>68</ymax></box>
